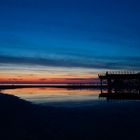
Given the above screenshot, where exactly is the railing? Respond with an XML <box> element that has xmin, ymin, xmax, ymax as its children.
<box><xmin>98</xmin><ymin>71</ymin><xmax>138</xmax><ymax>76</ymax></box>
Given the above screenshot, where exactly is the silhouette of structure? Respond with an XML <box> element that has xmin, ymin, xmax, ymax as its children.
<box><xmin>98</xmin><ymin>71</ymin><xmax>140</xmax><ymax>99</ymax></box>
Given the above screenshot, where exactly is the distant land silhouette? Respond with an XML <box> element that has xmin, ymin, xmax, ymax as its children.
<box><xmin>0</xmin><ymin>83</ymin><xmax>102</xmax><ymax>90</ymax></box>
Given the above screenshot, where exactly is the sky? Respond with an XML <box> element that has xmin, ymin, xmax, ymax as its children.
<box><xmin>0</xmin><ymin>0</ymin><xmax>140</xmax><ymax>84</ymax></box>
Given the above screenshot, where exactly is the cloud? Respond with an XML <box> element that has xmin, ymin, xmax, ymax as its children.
<box><xmin>8</xmin><ymin>78</ymin><xmax>23</xmax><ymax>81</ymax></box>
<box><xmin>63</xmin><ymin>78</ymin><xmax>99</xmax><ymax>82</ymax></box>
<box><xmin>39</xmin><ymin>78</ymin><xmax>48</xmax><ymax>81</ymax></box>
<box><xmin>0</xmin><ymin>55</ymin><xmax>140</xmax><ymax>70</ymax></box>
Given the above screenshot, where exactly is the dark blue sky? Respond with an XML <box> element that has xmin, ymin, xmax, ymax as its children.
<box><xmin>0</xmin><ymin>0</ymin><xmax>140</xmax><ymax>74</ymax></box>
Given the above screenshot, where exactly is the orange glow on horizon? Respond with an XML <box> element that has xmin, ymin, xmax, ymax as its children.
<box><xmin>0</xmin><ymin>68</ymin><xmax>99</xmax><ymax>84</ymax></box>
<box><xmin>0</xmin><ymin>74</ymin><xmax>98</xmax><ymax>84</ymax></box>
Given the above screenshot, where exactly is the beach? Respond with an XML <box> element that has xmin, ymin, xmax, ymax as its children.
<box><xmin>0</xmin><ymin>92</ymin><xmax>140</xmax><ymax>140</ymax></box>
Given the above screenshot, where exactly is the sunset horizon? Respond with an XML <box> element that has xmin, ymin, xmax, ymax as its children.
<box><xmin>0</xmin><ymin>1</ymin><xmax>140</xmax><ymax>140</ymax></box>
<box><xmin>0</xmin><ymin>0</ymin><xmax>140</xmax><ymax>85</ymax></box>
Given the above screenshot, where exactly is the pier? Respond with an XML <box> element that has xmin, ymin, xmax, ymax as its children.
<box><xmin>98</xmin><ymin>71</ymin><xmax>140</xmax><ymax>99</ymax></box>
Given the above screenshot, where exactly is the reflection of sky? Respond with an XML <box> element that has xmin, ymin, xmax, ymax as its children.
<box><xmin>2</xmin><ymin>88</ymin><xmax>100</xmax><ymax>104</ymax></box>
<box><xmin>0</xmin><ymin>0</ymin><xmax>140</xmax><ymax>83</ymax></box>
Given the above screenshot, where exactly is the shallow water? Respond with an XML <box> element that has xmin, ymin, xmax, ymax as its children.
<box><xmin>2</xmin><ymin>87</ymin><xmax>140</xmax><ymax>107</ymax></box>
<box><xmin>2</xmin><ymin>87</ymin><xmax>102</xmax><ymax>104</ymax></box>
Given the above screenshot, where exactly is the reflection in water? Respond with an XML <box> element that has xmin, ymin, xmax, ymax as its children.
<box><xmin>2</xmin><ymin>88</ymin><xmax>101</xmax><ymax>104</ymax></box>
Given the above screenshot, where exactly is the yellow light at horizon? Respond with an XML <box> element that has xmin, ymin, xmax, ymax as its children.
<box><xmin>0</xmin><ymin>65</ymin><xmax>103</xmax><ymax>83</ymax></box>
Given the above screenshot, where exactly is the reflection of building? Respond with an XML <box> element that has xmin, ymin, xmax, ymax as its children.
<box><xmin>98</xmin><ymin>71</ymin><xmax>140</xmax><ymax>99</ymax></box>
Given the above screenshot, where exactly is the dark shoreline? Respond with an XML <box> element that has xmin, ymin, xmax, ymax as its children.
<box><xmin>0</xmin><ymin>84</ymin><xmax>104</xmax><ymax>90</ymax></box>
<box><xmin>1</xmin><ymin>92</ymin><xmax>140</xmax><ymax>140</ymax></box>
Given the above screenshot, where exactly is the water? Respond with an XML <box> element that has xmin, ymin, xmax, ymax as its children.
<box><xmin>2</xmin><ymin>87</ymin><xmax>140</xmax><ymax>108</ymax></box>
<box><xmin>2</xmin><ymin>87</ymin><xmax>102</xmax><ymax>105</ymax></box>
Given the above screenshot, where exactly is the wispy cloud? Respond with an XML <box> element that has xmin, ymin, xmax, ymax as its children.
<box><xmin>0</xmin><ymin>55</ymin><xmax>139</xmax><ymax>70</ymax></box>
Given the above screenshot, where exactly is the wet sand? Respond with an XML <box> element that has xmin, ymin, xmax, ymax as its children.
<box><xmin>0</xmin><ymin>93</ymin><xmax>140</xmax><ymax>140</ymax></box>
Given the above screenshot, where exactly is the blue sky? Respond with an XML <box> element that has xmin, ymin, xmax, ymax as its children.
<box><xmin>0</xmin><ymin>0</ymin><xmax>140</xmax><ymax>79</ymax></box>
